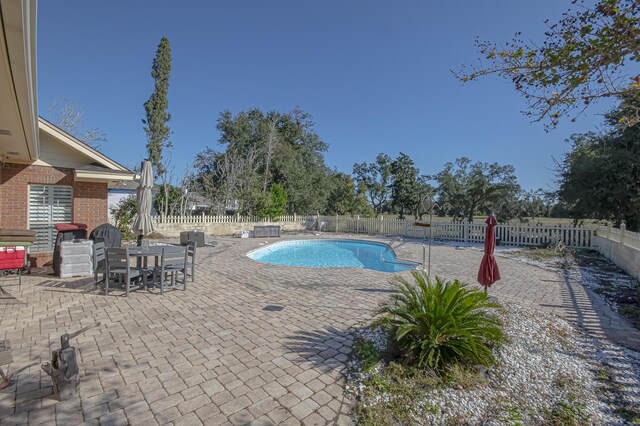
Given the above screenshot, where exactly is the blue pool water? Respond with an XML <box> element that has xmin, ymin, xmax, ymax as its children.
<box><xmin>247</xmin><ymin>240</ymin><xmax>418</xmax><ymax>272</ymax></box>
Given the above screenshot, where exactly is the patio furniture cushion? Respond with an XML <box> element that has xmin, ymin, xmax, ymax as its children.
<box><xmin>0</xmin><ymin>229</ymin><xmax>36</xmax><ymax>238</ymax></box>
<box><xmin>0</xmin><ymin>241</ymin><xmax>33</xmax><ymax>247</ymax></box>
<box><xmin>54</xmin><ymin>223</ymin><xmax>87</xmax><ymax>232</ymax></box>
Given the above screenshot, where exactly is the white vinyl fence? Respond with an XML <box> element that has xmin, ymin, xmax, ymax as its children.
<box><xmin>314</xmin><ymin>215</ymin><xmax>595</xmax><ymax>248</ymax></box>
<box><xmin>597</xmin><ymin>222</ymin><xmax>640</xmax><ymax>250</ymax></box>
<box><xmin>155</xmin><ymin>214</ymin><xmax>299</xmax><ymax>225</ymax></box>
<box><xmin>594</xmin><ymin>222</ymin><xmax>640</xmax><ymax>281</ymax></box>
<box><xmin>154</xmin><ymin>214</ymin><xmax>595</xmax><ymax>248</ymax></box>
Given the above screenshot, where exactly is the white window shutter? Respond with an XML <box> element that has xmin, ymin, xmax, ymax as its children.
<box><xmin>28</xmin><ymin>185</ymin><xmax>73</xmax><ymax>252</ymax></box>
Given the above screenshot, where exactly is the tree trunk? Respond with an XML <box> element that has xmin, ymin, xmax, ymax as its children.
<box><xmin>467</xmin><ymin>203</ymin><xmax>475</xmax><ymax>223</ymax></box>
<box><xmin>263</xmin><ymin>119</ymin><xmax>278</xmax><ymax>193</ymax></box>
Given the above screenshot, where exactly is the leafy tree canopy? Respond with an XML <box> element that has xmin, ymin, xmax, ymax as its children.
<box><xmin>325</xmin><ymin>172</ymin><xmax>375</xmax><ymax>216</ymax></box>
<box><xmin>434</xmin><ymin>157</ymin><xmax>520</xmax><ymax>222</ymax></box>
<box><xmin>194</xmin><ymin>107</ymin><xmax>333</xmax><ymax>215</ymax></box>
<box><xmin>557</xmin><ymin>93</ymin><xmax>640</xmax><ymax>230</ymax></box>
<box><xmin>353</xmin><ymin>153</ymin><xmax>393</xmax><ymax>214</ymax></box>
<box><xmin>390</xmin><ymin>153</ymin><xmax>421</xmax><ymax>219</ymax></box>
<box><xmin>456</xmin><ymin>0</ymin><xmax>640</xmax><ymax>129</ymax></box>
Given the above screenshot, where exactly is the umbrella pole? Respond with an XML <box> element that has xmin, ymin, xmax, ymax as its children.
<box><xmin>136</xmin><ymin>233</ymin><xmax>143</xmax><ymax>247</ymax></box>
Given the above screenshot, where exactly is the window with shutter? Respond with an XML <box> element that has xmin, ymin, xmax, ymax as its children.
<box><xmin>28</xmin><ymin>185</ymin><xmax>73</xmax><ymax>252</ymax></box>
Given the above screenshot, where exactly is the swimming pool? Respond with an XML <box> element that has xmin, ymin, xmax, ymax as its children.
<box><xmin>247</xmin><ymin>240</ymin><xmax>418</xmax><ymax>272</ymax></box>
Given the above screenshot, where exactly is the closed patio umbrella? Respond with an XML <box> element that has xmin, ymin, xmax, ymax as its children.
<box><xmin>477</xmin><ymin>213</ymin><xmax>500</xmax><ymax>292</ymax></box>
<box><xmin>131</xmin><ymin>160</ymin><xmax>155</xmax><ymax>245</ymax></box>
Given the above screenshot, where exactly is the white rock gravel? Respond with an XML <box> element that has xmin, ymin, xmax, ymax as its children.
<box><xmin>347</xmin><ymin>304</ymin><xmax>640</xmax><ymax>425</ymax></box>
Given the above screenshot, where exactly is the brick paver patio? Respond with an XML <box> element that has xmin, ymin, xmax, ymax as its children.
<box><xmin>0</xmin><ymin>235</ymin><xmax>638</xmax><ymax>425</ymax></box>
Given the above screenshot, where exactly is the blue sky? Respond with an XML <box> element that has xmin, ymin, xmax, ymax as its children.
<box><xmin>37</xmin><ymin>1</ymin><xmax>612</xmax><ymax>191</ymax></box>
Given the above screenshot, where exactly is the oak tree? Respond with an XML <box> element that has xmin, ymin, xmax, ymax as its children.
<box><xmin>457</xmin><ymin>0</ymin><xmax>640</xmax><ymax>128</ymax></box>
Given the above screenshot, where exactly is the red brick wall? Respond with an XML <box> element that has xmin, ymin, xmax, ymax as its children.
<box><xmin>0</xmin><ymin>163</ymin><xmax>108</xmax><ymax>267</ymax></box>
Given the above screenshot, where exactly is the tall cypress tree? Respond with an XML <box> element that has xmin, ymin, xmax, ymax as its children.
<box><xmin>143</xmin><ymin>36</ymin><xmax>172</xmax><ymax>175</ymax></box>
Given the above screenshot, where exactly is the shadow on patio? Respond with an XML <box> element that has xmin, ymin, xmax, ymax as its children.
<box><xmin>540</xmin><ymin>268</ymin><xmax>640</xmax><ymax>352</ymax></box>
<box><xmin>283</xmin><ymin>326</ymin><xmax>354</xmax><ymax>374</ymax></box>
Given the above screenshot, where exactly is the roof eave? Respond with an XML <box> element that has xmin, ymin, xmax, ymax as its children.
<box><xmin>75</xmin><ymin>169</ymin><xmax>137</xmax><ymax>184</ymax></box>
<box><xmin>38</xmin><ymin>117</ymin><xmax>131</xmax><ymax>172</ymax></box>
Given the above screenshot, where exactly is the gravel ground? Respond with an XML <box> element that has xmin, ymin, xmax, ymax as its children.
<box><xmin>347</xmin><ymin>304</ymin><xmax>640</xmax><ymax>425</ymax></box>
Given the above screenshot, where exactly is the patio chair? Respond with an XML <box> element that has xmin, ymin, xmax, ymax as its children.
<box><xmin>186</xmin><ymin>240</ymin><xmax>196</xmax><ymax>282</ymax></box>
<box><xmin>152</xmin><ymin>246</ymin><xmax>188</xmax><ymax>294</ymax></box>
<box><xmin>105</xmin><ymin>248</ymin><xmax>142</xmax><ymax>296</ymax></box>
<box><xmin>92</xmin><ymin>241</ymin><xmax>106</xmax><ymax>290</ymax></box>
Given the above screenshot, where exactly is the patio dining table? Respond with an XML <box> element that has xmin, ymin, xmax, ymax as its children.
<box><xmin>129</xmin><ymin>245</ymin><xmax>167</xmax><ymax>267</ymax></box>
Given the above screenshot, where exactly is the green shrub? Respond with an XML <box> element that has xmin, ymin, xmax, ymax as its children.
<box><xmin>258</xmin><ymin>184</ymin><xmax>288</xmax><ymax>219</ymax></box>
<box><xmin>381</xmin><ymin>272</ymin><xmax>504</xmax><ymax>371</ymax></box>
<box><xmin>353</xmin><ymin>339</ymin><xmax>381</xmax><ymax>372</ymax></box>
<box><xmin>110</xmin><ymin>196</ymin><xmax>137</xmax><ymax>240</ymax></box>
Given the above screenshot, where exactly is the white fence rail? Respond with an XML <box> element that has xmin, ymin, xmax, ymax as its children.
<box><xmin>154</xmin><ymin>214</ymin><xmax>595</xmax><ymax>248</ymax></box>
<box><xmin>598</xmin><ymin>223</ymin><xmax>640</xmax><ymax>250</ymax></box>
<box><xmin>155</xmin><ymin>214</ymin><xmax>300</xmax><ymax>224</ymax></box>
<box><xmin>316</xmin><ymin>215</ymin><xmax>594</xmax><ymax>248</ymax></box>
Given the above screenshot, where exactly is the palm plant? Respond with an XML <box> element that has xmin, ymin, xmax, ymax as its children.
<box><xmin>381</xmin><ymin>271</ymin><xmax>504</xmax><ymax>371</ymax></box>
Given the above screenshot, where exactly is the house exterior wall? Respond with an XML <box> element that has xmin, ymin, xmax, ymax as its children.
<box><xmin>0</xmin><ymin>162</ymin><xmax>108</xmax><ymax>267</ymax></box>
<box><xmin>34</xmin><ymin>131</ymin><xmax>95</xmax><ymax>169</ymax></box>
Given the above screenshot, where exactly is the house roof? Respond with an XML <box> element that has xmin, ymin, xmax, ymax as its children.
<box><xmin>0</xmin><ymin>0</ymin><xmax>38</xmax><ymax>163</ymax></box>
<box><xmin>38</xmin><ymin>117</ymin><xmax>131</xmax><ymax>172</ymax></box>
<box><xmin>109</xmin><ymin>180</ymin><xmax>139</xmax><ymax>191</ymax></box>
<box><xmin>0</xmin><ymin>1</ymin><xmax>134</xmax><ymax>182</ymax></box>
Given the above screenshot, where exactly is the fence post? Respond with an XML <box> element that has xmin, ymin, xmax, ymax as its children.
<box><xmin>356</xmin><ymin>215</ymin><xmax>360</xmax><ymax>233</ymax></box>
<box><xmin>607</xmin><ymin>221</ymin><xmax>612</xmax><ymax>239</ymax></box>
<box><xmin>294</xmin><ymin>213</ymin><xmax>297</xmax><ymax>223</ymax></box>
<box><xmin>620</xmin><ymin>221</ymin><xmax>626</xmax><ymax>244</ymax></box>
<box><xmin>379</xmin><ymin>215</ymin><xmax>384</xmax><ymax>234</ymax></box>
<box><xmin>335</xmin><ymin>214</ymin><xmax>339</xmax><ymax>233</ymax></box>
<box><xmin>463</xmin><ymin>220</ymin><xmax>469</xmax><ymax>243</ymax></box>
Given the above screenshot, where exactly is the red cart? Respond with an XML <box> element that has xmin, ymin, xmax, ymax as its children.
<box><xmin>0</xmin><ymin>227</ymin><xmax>35</xmax><ymax>291</ymax></box>
<box><xmin>0</xmin><ymin>245</ymin><xmax>28</xmax><ymax>289</ymax></box>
